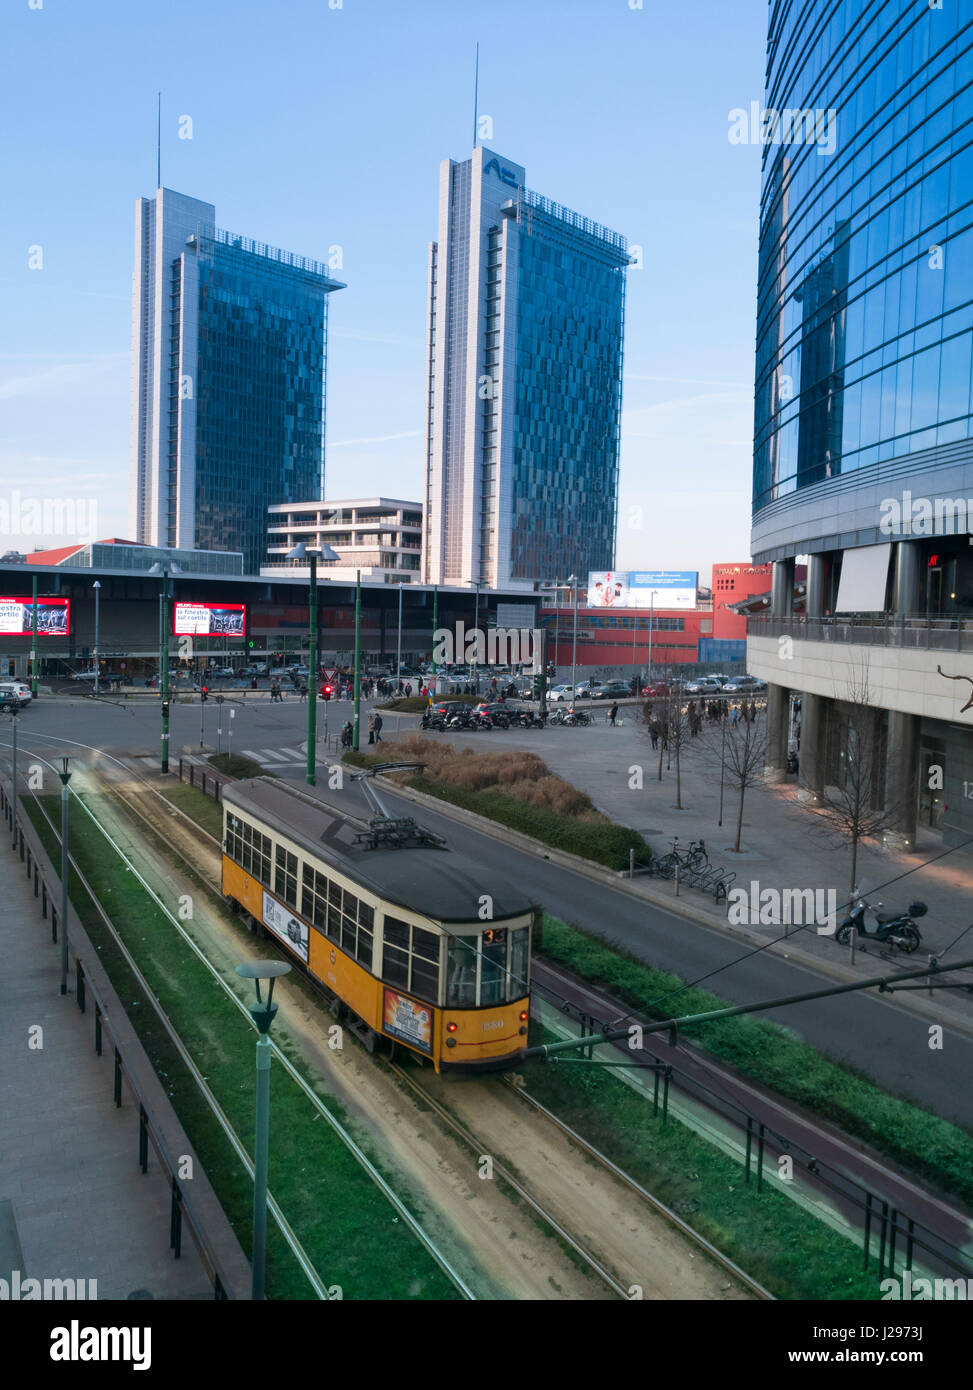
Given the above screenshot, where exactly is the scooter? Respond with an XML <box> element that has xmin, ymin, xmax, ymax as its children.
<box><xmin>835</xmin><ymin>900</ymin><xmax>926</xmax><ymax>953</ymax></box>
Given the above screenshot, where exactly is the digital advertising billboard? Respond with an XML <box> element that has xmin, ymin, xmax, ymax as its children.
<box><xmin>586</xmin><ymin>571</ymin><xmax>698</xmax><ymax>610</ymax></box>
<box><xmin>628</xmin><ymin>570</ymin><xmax>698</xmax><ymax>610</ymax></box>
<box><xmin>0</xmin><ymin>595</ymin><xmax>71</xmax><ymax>636</ymax></box>
<box><xmin>173</xmin><ymin>601</ymin><xmax>246</xmax><ymax>636</ymax></box>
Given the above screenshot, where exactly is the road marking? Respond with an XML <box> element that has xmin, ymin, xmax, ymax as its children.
<box><xmin>278</xmin><ymin>748</ymin><xmax>305</xmax><ymax>760</ymax></box>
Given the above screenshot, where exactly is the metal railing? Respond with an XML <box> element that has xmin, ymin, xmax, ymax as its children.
<box><xmin>0</xmin><ymin>778</ymin><xmax>251</xmax><ymax>1299</ymax></box>
<box><xmin>533</xmin><ymin>980</ymin><xmax>973</xmax><ymax>1287</ymax></box>
<box><xmin>749</xmin><ymin>613</ymin><xmax>973</xmax><ymax>653</ymax></box>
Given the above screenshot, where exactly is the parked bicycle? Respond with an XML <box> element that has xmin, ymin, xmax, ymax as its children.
<box><xmin>655</xmin><ymin>836</ymin><xmax>708</xmax><ymax>878</ymax></box>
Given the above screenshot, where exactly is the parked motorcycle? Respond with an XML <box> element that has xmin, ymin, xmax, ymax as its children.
<box><xmin>835</xmin><ymin>900</ymin><xmax>926</xmax><ymax>953</ymax></box>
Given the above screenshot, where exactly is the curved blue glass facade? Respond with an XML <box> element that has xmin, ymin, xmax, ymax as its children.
<box><xmin>753</xmin><ymin>1</ymin><xmax>973</xmax><ymax>531</ymax></box>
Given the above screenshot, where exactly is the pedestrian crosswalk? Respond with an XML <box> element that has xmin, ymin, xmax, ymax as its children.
<box><xmin>242</xmin><ymin>746</ymin><xmax>307</xmax><ymax>768</ymax></box>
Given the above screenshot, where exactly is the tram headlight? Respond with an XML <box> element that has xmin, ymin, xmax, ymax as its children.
<box><xmin>446</xmin><ymin>1021</ymin><xmax>457</xmax><ymax>1033</ymax></box>
<box><xmin>519</xmin><ymin>1010</ymin><xmax>528</xmax><ymax>1021</ymax></box>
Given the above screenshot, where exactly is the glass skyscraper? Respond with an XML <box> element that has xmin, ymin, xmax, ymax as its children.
<box><xmin>130</xmin><ymin>188</ymin><xmax>344</xmax><ymax>574</ymax></box>
<box><xmin>748</xmin><ymin>1</ymin><xmax>973</xmax><ymax>848</ymax></box>
<box><xmin>422</xmin><ymin>147</ymin><xmax>628</xmax><ymax>591</ymax></box>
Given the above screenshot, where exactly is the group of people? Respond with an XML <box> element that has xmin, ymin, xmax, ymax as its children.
<box><xmin>641</xmin><ymin>695</ymin><xmax>762</xmax><ymax>749</ymax></box>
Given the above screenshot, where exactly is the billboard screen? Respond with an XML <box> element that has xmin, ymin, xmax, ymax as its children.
<box><xmin>586</xmin><ymin>572</ymin><xmax>629</xmax><ymax>608</ymax></box>
<box><xmin>0</xmin><ymin>596</ymin><xmax>70</xmax><ymax>636</ymax></box>
<box><xmin>586</xmin><ymin>571</ymin><xmax>698</xmax><ymax>610</ymax></box>
<box><xmin>628</xmin><ymin>570</ymin><xmax>698</xmax><ymax>610</ymax></box>
<box><xmin>173</xmin><ymin>601</ymin><xmax>246</xmax><ymax>636</ymax></box>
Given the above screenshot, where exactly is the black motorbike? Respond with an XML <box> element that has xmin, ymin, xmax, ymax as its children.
<box><xmin>835</xmin><ymin>899</ymin><xmax>926</xmax><ymax>953</ymax></box>
<box><xmin>520</xmin><ymin>710</ymin><xmax>546</xmax><ymax>728</ymax></box>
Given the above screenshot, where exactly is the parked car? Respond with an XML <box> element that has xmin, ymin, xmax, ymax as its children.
<box><xmin>641</xmin><ymin>681</ymin><xmax>670</xmax><ymax>697</ymax></box>
<box><xmin>70</xmin><ymin>668</ymin><xmax>100</xmax><ymax>681</ymax></box>
<box><xmin>209</xmin><ymin>667</ymin><xmax>235</xmax><ymax>679</ymax></box>
<box><xmin>722</xmin><ymin>676</ymin><xmax>761</xmax><ymax>693</ymax></box>
<box><xmin>685</xmin><ymin>676</ymin><xmax>724</xmax><ymax>694</ymax></box>
<box><xmin>592</xmin><ymin>679</ymin><xmax>631</xmax><ymax>700</ymax></box>
<box><xmin>548</xmin><ymin>684</ymin><xmax>576</xmax><ymax>702</ymax></box>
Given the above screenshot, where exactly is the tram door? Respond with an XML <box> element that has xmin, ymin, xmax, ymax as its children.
<box><xmin>918</xmin><ymin>743</ymin><xmax>945</xmax><ymax>830</ymax></box>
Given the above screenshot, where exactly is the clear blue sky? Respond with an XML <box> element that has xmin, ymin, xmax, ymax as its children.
<box><xmin>1</xmin><ymin>0</ymin><xmax>767</xmax><ymax>576</ymax></box>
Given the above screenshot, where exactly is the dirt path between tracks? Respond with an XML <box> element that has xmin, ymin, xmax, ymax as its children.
<box><xmin>85</xmin><ymin>760</ymin><xmax>751</xmax><ymax>1301</ymax></box>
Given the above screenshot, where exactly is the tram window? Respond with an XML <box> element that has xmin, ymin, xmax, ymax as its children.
<box><xmin>344</xmin><ymin>890</ymin><xmax>358</xmax><ymax>922</ymax></box>
<box><xmin>411</xmin><ymin>927</ymin><xmax>440</xmax><ymax>1003</ymax></box>
<box><xmin>330</xmin><ymin>883</ymin><xmax>344</xmax><ymax>914</ymax></box>
<box><xmin>356</xmin><ymin>923</ymin><xmax>373</xmax><ymax>967</ymax></box>
<box><xmin>509</xmin><ymin>927</ymin><xmax>529</xmax><ymax>998</ymax></box>
<box><xmin>341</xmin><ymin>912</ymin><xmax>357</xmax><ymax>956</ymax></box>
<box><xmin>446</xmin><ymin>936</ymin><xmax>477</xmax><ymax>1007</ymax></box>
<box><xmin>384</xmin><ymin>916</ymin><xmax>410</xmax><ymax>949</ymax></box>
<box><xmin>327</xmin><ymin>901</ymin><xmax>341</xmax><ymax>941</ymax></box>
<box><xmin>358</xmin><ymin>901</ymin><xmax>374</xmax><ymax>930</ymax></box>
<box><xmin>480</xmin><ymin>932</ymin><xmax>508</xmax><ymax>1007</ymax></box>
<box><xmin>274</xmin><ymin>848</ymin><xmax>299</xmax><ymax>909</ymax></box>
<box><xmin>302</xmin><ymin>866</ymin><xmax>328</xmax><ymax>931</ymax></box>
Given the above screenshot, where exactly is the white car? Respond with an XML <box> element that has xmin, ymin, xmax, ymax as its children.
<box><xmin>0</xmin><ymin>680</ymin><xmax>32</xmax><ymax>705</ymax></box>
<box><xmin>548</xmin><ymin>684</ymin><xmax>575</xmax><ymax>702</ymax></box>
<box><xmin>70</xmin><ymin>669</ymin><xmax>100</xmax><ymax>681</ymax></box>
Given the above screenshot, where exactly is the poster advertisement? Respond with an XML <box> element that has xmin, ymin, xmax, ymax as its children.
<box><xmin>0</xmin><ymin>596</ymin><xmax>70</xmax><ymax>636</ymax></box>
<box><xmin>586</xmin><ymin>572</ymin><xmax>629</xmax><ymax>607</ymax></box>
<box><xmin>382</xmin><ymin>988</ymin><xmax>433</xmax><ymax>1054</ymax></box>
<box><xmin>262</xmin><ymin>890</ymin><xmax>309</xmax><ymax>963</ymax></box>
<box><xmin>173</xmin><ymin>601</ymin><xmax>246</xmax><ymax>636</ymax></box>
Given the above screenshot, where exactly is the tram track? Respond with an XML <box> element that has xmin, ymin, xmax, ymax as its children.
<box><xmin>40</xmin><ymin>745</ymin><xmax>757</xmax><ymax>1298</ymax></box>
<box><xmin>12</xmin><ymin>735</ymin><xmax>963</xmax><ymax>1298</ymax></box>
<box><xmin>2</xmin><ymin>743</ymin><xmax>476</xmax><ymax>1301</ymax></box>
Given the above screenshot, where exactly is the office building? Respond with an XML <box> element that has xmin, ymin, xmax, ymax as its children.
<box><xmin>262</xmin><ymin>498</ymin><xmax>423</xmax><ymax>584</ymax></box>
<box><xmin>422</xmin><ymin>146</ymin><xmax>628</xmax><ymax>592</ymax></box>
<box><xmin>129</xmin><ymin>187</ymin><xmax>344</xmax><ymax>574</ymax></box>
<box><xmin>747</xmin><ymin>1</ymin><xmax>973</xmax><ymax>846</ymax></box>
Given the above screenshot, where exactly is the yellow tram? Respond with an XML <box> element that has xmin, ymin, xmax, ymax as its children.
<box><xmin>220</xmin><ymin>777</ymin><xmax>535</xmax><ymax>1072</ymax></box>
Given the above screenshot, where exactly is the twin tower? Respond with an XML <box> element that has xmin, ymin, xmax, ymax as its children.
<box><xmin>131</xmin><ymin>149</ymin><xmax>629</xmax><ymax>587</ymax></box>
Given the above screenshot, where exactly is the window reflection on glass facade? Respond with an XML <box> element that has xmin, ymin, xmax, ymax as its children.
<box><xmin>194</xmin><ymin>231</ymin><xmax>343</xmax><ymax>573</ymax></box>
<box><xmin>753</xmin><ymin>1</ymin><xmax>973</xmax><ymax>516</ymax></box>
<box><xmin>510</xmin><ymin>204</ymin><xmax>626</xmax><ymax>582</ymax></box>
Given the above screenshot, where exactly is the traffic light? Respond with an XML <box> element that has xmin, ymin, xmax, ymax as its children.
<box><xmin>161</xmin><ymin>700</ymin><xmax>170</xmax><ymax>719</ymax></box>
<box><xmin>321</xmin><ymin>684</ymin><xmax>332</xmax><ymax>701</ymax></box>
<box><xmin>248</xmin><ymin>639</ymin><xmax>255</xmax><ymax>650</ymax></box>
<box><xmin>201</xmin><ymin>686</ymin><xmax>209</xmax><ymax>702</ymax></box>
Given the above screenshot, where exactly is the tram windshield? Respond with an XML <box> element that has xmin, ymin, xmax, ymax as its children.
<box><xmin>445</xmin><ymin>925</ymin><xmax>530</xmax><ymax>1007</ymax></box>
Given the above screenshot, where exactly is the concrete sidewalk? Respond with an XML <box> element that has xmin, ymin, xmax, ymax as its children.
<box><xmin>0</xmin><ymin>839</ymin><xmax>213</xmax><ymax>1301</ymax></box>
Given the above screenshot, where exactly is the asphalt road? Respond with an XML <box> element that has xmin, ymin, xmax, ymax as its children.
<box><xmin>6</xmin><ymin>692</ymin><xmax>973</xmax><ymax>1126</ymax></box>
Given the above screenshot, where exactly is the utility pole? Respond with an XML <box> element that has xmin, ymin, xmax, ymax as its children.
<box><xmin>353</xmin><ymin>571</ymin><xmax>362</xmax><ymax>751</ymax></box>
<box><xmin>58</xmin><ymin>758</ymin><xmax>71</xmax><ymax>995</ymax></box>
<box><xmin>307</xmin><ymin>552</ymin><xmax>318</xmax><ymax>786</ymax></box>
<box><xmin>30</xmin><ymin>576</ymin><xmax>38</xmax><ymax>699</ymax></box>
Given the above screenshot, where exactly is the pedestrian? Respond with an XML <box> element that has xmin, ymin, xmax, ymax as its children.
<box><xmin>368</xmin><ymin>712</ymin><xmax>375</xmax><ymax>744</ymax></box>
<box><xmin>374</xmin><ymin>710</ymin><xmax>383</xmax><ymax>743</ymax></box>
<box><xmin>649</xmin><ymin>719</ymin><xmax>660</xmax><ymax>750</ymax></box>
<box><xmin>405</xmin><ymin>682</ymin><xmax>413</xmax><ymax>698</ymax></box>
<box><xmin>731</xmin><ymin>704</ymin><xmax>740</xmax><ymax>727</ymax></box>
<box><xmin>608</xmin><ymin>701</ymin><xmax>618</xmax><ymax>726</ymax></box>
<box><xmin>300</xmin><ymin>682</ymin><xmax>308</xmax><ymax>703</ymax></box>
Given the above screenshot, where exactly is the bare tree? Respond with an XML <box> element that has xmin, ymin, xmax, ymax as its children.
<box><xmin>720</xmin><ymin>711</ymin><xmax>768</xmax><ymax>852</ymax></box>
<box><xmin>642</xmin><ymin>683</ymin><xmax>691</xmax><ymax>808</ymax></box>
<box><xmin>816</xmin><ymin>662</ymin><xmax>898</xmax><ymax>897</ymax></box>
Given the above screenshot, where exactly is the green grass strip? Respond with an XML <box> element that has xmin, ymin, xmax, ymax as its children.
<box><xmin>522</xmin><ymin>1020</ymin><xmax>878</xmax><ymax>1300</ymax></box>
<box><xmin>539</xmin><ymin>913</ymin><xmax>973</xmax><ymax>1209</ymax></box>
<box><xmin>26</xmin><ymin>793</ymin><xmax>457</xmax><ymax>1301</ymax></box>
<box><xmin>343</xmin><ymin>752</ymin><xmax>651</xmax><ymax>871</ymax></box>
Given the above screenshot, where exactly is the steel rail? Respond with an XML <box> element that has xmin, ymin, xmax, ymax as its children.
<box><xmin>6</xmin><ymin>745</ymin><xmax>476</xmax><ymax>1302</ymax></box>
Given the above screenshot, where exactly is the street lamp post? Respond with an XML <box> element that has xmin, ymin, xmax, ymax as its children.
<box><xmin>10</xmin><ymin>705</ymin><xmax>18</xmax><ymax>850</ymax></box>
<box><xmin>353</xmin><ymin>570</ymin><xmax>362</xmax><ymax>751</ymax></box>
<box><xmin>148</xmin><ymin>563</ymin><xmax>181</xmax><ymax>774</ymax></box>
<box><xmin>286</xmin><ymin>542</ymin><xmax>339</xmax><ymax>786</ymax></box>
<box><xmin>235</xmin><ymin>960</ymin><xmax>291</xmax><ymax>1300</ymax></box>
<box><xmin>568</xmin><ymin>574</ymin><xmax>579</xmax><ymax>698</ymax></box>
<box><xmin>30</xmin><ymin>575</ymin><xmax>39</xmax><ymax>699</ymax></box>
<box><xmin>58</xmin><ymin>757</ymin><xmax>71</xmax><ymax>995</ymax></box>
<box><xmin>396</xmin><ymin>582</ymin><xmax>404</xmax><ymax>689</ymax></box>
<box><xmin>92</xmin><ymin>581</ymin><xmax>101</xmax><ymax>695</ymax></box>
<box><xmin>472</xmin><ymin>580</ymin><xmax>481</xmax><ymax>693</ymax></box>
<box><xmin>431</xmin><ymin>585</ymin><xmax>438</xmax><ymax>693</ymax></box>
<box><xmin>647</xmin><ymin>590</ymin><xmax>659</xmax><ymax>680</ymax></box>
